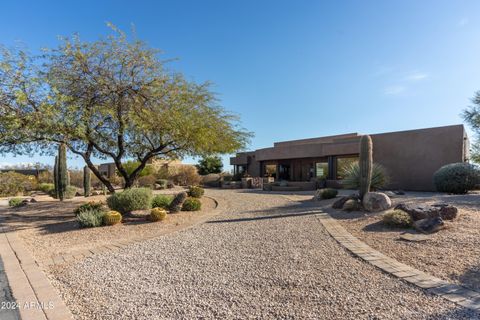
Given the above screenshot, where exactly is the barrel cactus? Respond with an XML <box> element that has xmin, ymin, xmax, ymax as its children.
<box><xmin>359</xmin><ymin>135</ymin><xmax>373</xmax><ymax>200</ymax></box>
<box><xmin>168</xmin><ymin>192</ymin><xmax>187</xmax><ymax>213</ymax></box>
<box><xmin>83</xmin><ymin>166</ymin><xmax>91</xmax><ymax>197</ymax></box>
<box><xmin>149</xmin><ymin>207</ymin><xmax>168</xmax><ymax>222</ymax></box>
<box><xmin>103</xmin><ymin>210</ymin><xmax>122</xmax><ymax>226</ymax></box>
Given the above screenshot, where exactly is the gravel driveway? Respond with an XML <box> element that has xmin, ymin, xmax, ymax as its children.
<box><xmin>51</xmin><ymin>189</ymin><xmax>477</xmax><ymax>319</ymax></box>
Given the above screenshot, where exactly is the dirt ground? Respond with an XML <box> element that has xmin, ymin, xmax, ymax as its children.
<box><xmin>317</xmin><ymin>191</ymin><xmax>480</xmax><ymax>292</ymax></box>
<box><xmin>0</xmin><ymin>190</ymin><xmax>218</xmax><ymax>266</ymax></box>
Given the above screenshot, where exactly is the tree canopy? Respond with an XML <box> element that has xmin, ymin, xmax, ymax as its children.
<box><xmin>0</xmin><ymin>26</ymin><xmax>251</xmax><ymax>191</ymax></box>
<box><xmin>196</xmin><ymin>155</ymin><xmax>223</xmax><ymax>175</ymax></box>
<box><xmin>462</xmin><ymin>91</ymin><xmax>480</xmax><ymax>163</ymax></box>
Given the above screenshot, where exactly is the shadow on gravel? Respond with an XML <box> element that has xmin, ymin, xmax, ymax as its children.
<box><xmin>207</xmin><ymin>210</ymin><xmax>324</xmax><ymax>224</ymax></box>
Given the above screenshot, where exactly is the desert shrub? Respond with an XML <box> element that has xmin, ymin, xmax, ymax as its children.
<box><xmin>37</xmin><ymin>170</ymin><xmax>54</xmax><ymax>183</ymax></box>
<box><xmin>8</xmin><ymin>198</ymin><xmax>24</xmax><ymax>207</ymax></box>
<box><xmin>201</xmin><ymin>174</ymin><xmax>221</xmax><ymax>187</ymax></box>
<box><xmin>341</xmin><ymin>163</ymin><xmax>389</xmax><ymax>190</ymax></box>
<box><xmin>38</xmin><ymin>183</ymin><xmax>55</xmax><ymax>193</ymax></box>
<box><xmin>151</xmin><ymin>194</ymin><xmax>173</xmax><ymax>209</ymax></box>
<box><xmin>182</xmin><ymin>197</ymin><xmax>202</xmax><ymax>211</ymax></box>
<box><xmin>0</xmin><ymin>172</ymin><xmax>37</xmax><ymax>196</ymax></box>
<box><xmin>68</xmin><ymin>169</ymin><xmax>85</xmax><ymax>188</ymax></box>
<box><xmin>382</xmin><ymin>210</ymin><xmax>413</xmax><ymax>228</ymax></box>
<box><xmin>168</xmin><ymin>192</ymin><xmax>188</xmax><ymax>213</ymax></box>
<box><xmin>65</xmin><ymin>186</ymin><xmax>78</xmax><ymax>199</ymax></box>
<box><xmin>103</xmin><ymin>210</ymin><xmax>122</xmax><ymax>225</ymax></box>
<box><xmin>170</xmin><ymin>165</ymin><xmax>201</xmax><ymax>186</ymax></box>
<box><xmin>187</xmin><ymin>186</ymin><xmax>204</xmax><ymax>198</ymax></box>
<box><xmin>433</xmin><ymin>162</ymin><xmax>480</xmax><ymax>194</ymax></box>
<box><xmin>167</xmin><ymin>180</ymin><xmax>175</xmax><ymax>188</ymax></box>
<box><xmin>106</xmin><ymin>188</ymin><xmax>152</xmax><ymax>214</ymax></box>
<box><xmin>137</xmin><ymin>174</ymin><xmax>156</xmax><ymax>188</ymax></box>
<box><xmin>149</xmin><ymin>207</ymin><xmax>168</xmax><ymax>222</ymax></box>
<box><xmin>74</xmin><ymin>201</ymin><xmax>105</xmax><ymax>216</ymax></box>
<box><xmin>317</xmin><ymin>188</ymin><xmax>338</xmax><ymax>199</ymax></box>
<box><xmin>77</xmin><ymin>209</ymin><xmax>105</xmax><ymax>228</ymax></box>
<box><xmin>156</xmin><ymin>179</ymin><xmax>168</xmax><ymax>189</ymax></box>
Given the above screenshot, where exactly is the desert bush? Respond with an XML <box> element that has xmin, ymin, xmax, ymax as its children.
<box><xmin>106</xmin><ymin>188</ymin><xmax>152</xmax><ymax>214</ymax></box>
<box><xmin>38</xmin><ymin>183</ymin><xmax>55</xmax><ymax>194</ymax></box>
<box><xmin>151</xmin><ymin>194</ymin><xmax>173</xmax><ymax>209</ymax></box>
<box><xmin>382</xmin><ymin>210</ymin><xmax>413</xmax><ymax>228</ymax></box>
<box><xmin>341</xmin><ymin>162</ymin><xmax>389</xmax><ymax>190</ymax></box>
<box><xmin>433</xmin><ymin>162</ymin><xmax>480</xmax><ymax>194</ymax></box>
<box><xmin>74</xmin><ymin>201</ymin><xmax>105</xmax><ymax>216</ymax></box>
<box><xmin>103</xmin><ymin>210</ymin><xmax>122</xmax><ymax>225</ymax></box>
<box><xmin>149</xmin><ymin>207</ymin><xmax>167</xmax><ymax>222</ymax></box>
<box><xmin>65</xmin><ymin>186</ymin><xmax>77</xmax><ymax>199</ymax></box>
<box><xmin>137</xmin><ymin>174</ymin><xmax>156</xmax><ymax>188</ymax></box>
<box><xmin>168</xmin><ymin>192</ymin><xmax>188</xmax><ymax>213</ymax></box>
<box><xmin>156</xmin><ymin>179</ymin><xmax>168</xmax><ymax>189</ymax></box>
<box><xmin>187</xmin><ymin>186</ymin><xmax>204</xmax><ymax>198</ymax></box>
<box><xmin>8</xmin><ymin>198</ymin><xmax>24</xmax><ymax>207</ymax></box>
<box><xmin>37</xmin><ymin>170</ymin><xmax>54</xmax><ymax>183</ymax></box>
<box><xmin>68</xmin><ymin>169</ymin><xmax>85</xmax><ymax>188</ymax></box>
<box><xmin>77</xmin><ymin>209</ymin><xmax>106</xmax><ymax>228</ymax></box>
<box><xmin>182</xmin><ymin>197</ymin><xmax>202</xmax><ymax>211</ymax></box>
<box><xmin>170</xmin><ymin>165</ymin><xmax>201</xmax><ymax>186</ymax></box>
<box><xmin>316</xmin><ymin>188</ymin><xmax>338</xmax><ymax>199</ymax></box>
<box><xmin>0</xmin><ymin>172</ymin><xmax>37</xmax><ymax>196</ymax></box>
<box><xmin>167</xmin><ymin>180</ymin><xmax>175</xmax><ymax>188</ymax></box>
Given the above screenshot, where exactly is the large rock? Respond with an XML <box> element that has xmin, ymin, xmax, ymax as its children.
<box><xmin>342</xmin><ymin>199</ymin><xmax>362</xmax><ymax>212</ymax></box>
<box><xmin>395</xmin><ymin>203</ymin><xmax>458</xmax><ymax>221</ymax></box>
<box><xmin>332</xmin><ymin>194</ymin><xmax>359</xmax><ymax>209</ymax></box>
<box><xmin>362</xmin><ymin>192</ymin><xmax>391</xmax><ymax>212</ymax></box>
<box><xmin>413</xmin><ymin>217</ymin><xmax>445</xmax><ymax>234</ymax></box>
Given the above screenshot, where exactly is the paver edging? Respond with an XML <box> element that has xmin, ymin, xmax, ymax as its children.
<box><xmin>315</xmin><ymin>211</ymin><xmax>480</xmax><ymax>313</ymax></box>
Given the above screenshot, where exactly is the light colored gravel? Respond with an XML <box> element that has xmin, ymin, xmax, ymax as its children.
<box><xmin>49</xmin><ymin>189</ymin><xmax>477</xmax><ymax>319</ymax></box>
<box><xmin>321</xmin><ymin>192</ymin><xmax>480</xmax><ymax>292</ymax></box>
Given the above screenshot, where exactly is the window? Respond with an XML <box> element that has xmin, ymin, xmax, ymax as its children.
<box><xmin>336</xmin><ymin>157</ymin><xmax>359</xmax><ymax>179</ymax></box>
<box><xmin>315</xmin><ymin>162</ymin><xmax>328</xmax><ymax>179</ymax></box>
<box><xmin>265</xmin><ymin>164</ymin><xmax>277</xmax><ymax>177</ymax></box>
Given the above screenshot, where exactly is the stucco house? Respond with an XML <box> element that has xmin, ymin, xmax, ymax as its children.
<box><xmin>230</xmin><ymin>124</ymin><xmax>469</xmax><ymax>191</ymax></box>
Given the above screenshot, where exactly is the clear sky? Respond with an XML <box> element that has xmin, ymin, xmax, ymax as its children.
<box><xmin>1</xmin><ymin>0</ymin><xmax>479</xmax><ymax>170</ymax></box>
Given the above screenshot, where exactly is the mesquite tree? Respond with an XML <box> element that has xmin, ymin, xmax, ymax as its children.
<box><xmin>0</xmin><ymin>26</ymin><xmax>251</xmax><ymax>192</ymax></box>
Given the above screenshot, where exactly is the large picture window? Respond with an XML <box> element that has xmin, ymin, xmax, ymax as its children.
<box><xmin>264</xmin><ymin>164</ymin><xmax>277</xmax><ymax>177</ymax></box>
<box><xmin>336</xmin><ymin>156</ymin><xmax>359</xmax><ymax>180</ymax></box>
<box><xmin>315</xmin><ymin>162</ymin><xmax>328</xmax><ymax>179</ymax></box>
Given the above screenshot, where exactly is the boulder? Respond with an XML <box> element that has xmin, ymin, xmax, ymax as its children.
<box><xmin>363</xmin><ymin>192</ymin><xmax>391</xmax><ymax>212</ymax></box>
<box><xmin>413</xmin><ymin>217</ymin><xmax>445</xmax><ymax>234</ymax></box>
<box><xmin>342</xmin><ymin>199</ymin><xmax>362</xmax><ymax>211</ymax></box>
<box><xmin>395</xmin><ymin>203</ymin><xmax>458</xmax><ymax>221</ymax></box>
<box><xmin>332</xmin><ymin>194</ymin><xmax>359</xmax><ymax>209</ymax></box>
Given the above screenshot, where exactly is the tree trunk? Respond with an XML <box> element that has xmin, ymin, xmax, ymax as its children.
<box><xmin>83</xmin><ymin>158</ymin><xmax>116</xmax><ymax>193</ymax></box>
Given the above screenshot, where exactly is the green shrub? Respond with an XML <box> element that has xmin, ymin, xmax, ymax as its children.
<box><xmin>74</xmin><ymin>201</ymin><xmax>105</xmax><ymax>216</ymax></box>
<box><xmin>77</xmin><ymin>209</ymin><xmax>106</xmax><ymax>228</ymax></box>
<box><xmin>38</xmin><ymin>183</ymin><xmax>55</xmax><ymax>193</ymax></box>
<box><xmin>433</xmin><ymin>163</ymin><xmax>480</xmax><ymax>194</ymax></box>
<box><xmin>341</xmin><ymin>162</ymin><xmax>389</xmax><ymax>190</ymax></box>
<box><xmin>156</xmin><ymin>179</ymin><xmax>168</xmax><ymax>189</ymax></box>
<box><xmin>0</xmin><ymin>172</ymin><xmax>37</xmax><ymax>197</ymax></box>
<box><xmin>317</xmin><ymin>188</ymin><xmax>338</xmax><ymax>199</ymax></box>
<box><xmin>187</xmin><ymin>186</ymin><xmax>204</xmax><ymax>198</ymax></box>
<box><xmin>182</xmin><ymin>197</ymin><xmax>202</xmax><ymax>211</ymax></box>
<box><xmin>382</xmin><ymin>210</ymin><xmax>413</xmax><ymax>228</ymax></box>
<box><xmin>106</xmin><ymin>188</ymin><xmax>152</xmax><ymax>214</ymax></box>
<box><xmin>8</xmin><ymin>198</ymin><xmax>24</xmax><ymax>207</ymax></box>
<box><xmin>65</xmin><ymin>186</ymin><xmax>77</xmax><ymax>199</ymax></box>
<box><xmin>151</xmin><ymin>194</ymin><xmax>173</xmax><ymax>209</ymax></box>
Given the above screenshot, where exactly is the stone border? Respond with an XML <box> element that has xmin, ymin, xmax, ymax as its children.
<box><xmin>0</xmin><ymin>229</ymin><xmax>73</xmax><ymax>320</ymax></box>
<box><xmin>315</xmin><ymin>211</ymin><xmax>480</xmax><ymax>312</ymax></box>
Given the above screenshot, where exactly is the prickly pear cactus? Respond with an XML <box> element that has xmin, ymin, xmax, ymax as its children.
<box><xmin>359</xmin><ymin>135</ymin><xmax>373</xmax><ymax>200</ymax></box>
<box><xmin>103</xmin><ymin>210</ymin><xmax>122</xmax><ymax>226</ymax></box>
<box><xmin>149</xmin><ymin>208</ymin><xmax>168</xmax><ymax>222</ymax></box>
<box><xmin>168</xmin><ymin>192</ymin><xmax>187</xmax><ymax>213</ymax></box>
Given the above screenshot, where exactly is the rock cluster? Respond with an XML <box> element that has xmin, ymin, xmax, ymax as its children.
<box><xmin>394</xmin><ymin>203</ymin><xmax>458</xmax><ymax>234</ymax></box>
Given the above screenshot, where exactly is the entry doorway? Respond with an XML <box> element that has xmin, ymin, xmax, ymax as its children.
<box><xmin>278</xmin><ymin>164</ymin><xmax>291</xmax><ymax>180</ymax></box>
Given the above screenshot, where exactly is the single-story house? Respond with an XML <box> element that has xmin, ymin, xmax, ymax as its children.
<box><xmin>230</xmin><ymin>124</ymin><xmax>469</xmax><ymax>191</ymax></box>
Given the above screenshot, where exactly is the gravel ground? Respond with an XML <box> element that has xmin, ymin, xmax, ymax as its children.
<box><xmin>50</xmin><ymin>189</ymin><xmax>477</xmax><ymax>319</ymax></box>
<box><xmin>0</xmin><ymin>191</ymin><xmax>216</xmax><ymax>265</ymax></box>
<box><xmin>321</xmin><ymin>192</ymin><xmax>480</xmax><ymax>292</ymax></box>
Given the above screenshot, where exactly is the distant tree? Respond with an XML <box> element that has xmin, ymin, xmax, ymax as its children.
<box><xmin>196</xmin><ymin>155</ymin><xmax>223</xmax><ymax>175</ymax></box>
<box><xmin>120</xmin><ymin>160</ymin><xmax>154</xmax><ymax>178</ymax></box>
<box><xmin>0</xmin><ymin>25</ymin><xmax>251</xmax><ymax>192</ymax></box>
<box><xmin>462</xmin><ymin>91</ymin><xmax>480</xmax><ymax>163</ymax></box>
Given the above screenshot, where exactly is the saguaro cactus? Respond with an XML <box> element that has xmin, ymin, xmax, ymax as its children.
<box><xmin>83</xmin><ymin>165</ymin><xmax>91</xmax><ymax>197</ymax></box>
<box><xmin>57</xmin><ymin>143</ymin><xmax>68</xmax><ymax>201</ymax></box>
<box><xmin>359</xmin><ymin>135</ymin><xmax>373</xmax><ymax>200</ymax></box>
<box><xmin>53</xmin><ymin>156</ymin><xmax>59</xmax><ymax>198</ymax></box>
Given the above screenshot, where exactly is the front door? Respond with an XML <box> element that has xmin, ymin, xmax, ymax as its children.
<box><xmin>278</xmin><ymin>164</ymin><xmax>290</xmax><ymax>180</ymax></box>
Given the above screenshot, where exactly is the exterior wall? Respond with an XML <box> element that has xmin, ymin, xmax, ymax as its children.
<box><xmin>230</xmin><ymin>124</ymin><xmax>468</xmax><ymax>191</ymax></box>
<box><xmin>371</xmin><ymin>125</ymin><xmax>466</xmax><ymax>191</ymax></box>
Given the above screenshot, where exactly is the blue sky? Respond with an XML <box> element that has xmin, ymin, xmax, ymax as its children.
<box><xmin>1</xmin><ymin>0</ymin><xmax>479</xmax><ymax>170</ymax></box>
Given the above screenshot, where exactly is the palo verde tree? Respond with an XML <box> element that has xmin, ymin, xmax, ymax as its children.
<box><xmin>0</xmin><ymin>26</ymin><xmax>251</xmax><ymax>192</ymax></box>
<box><xmin>463</xmin><ymin>91</ymin><xmax>480</xmax><ymax>163</ymax></box>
